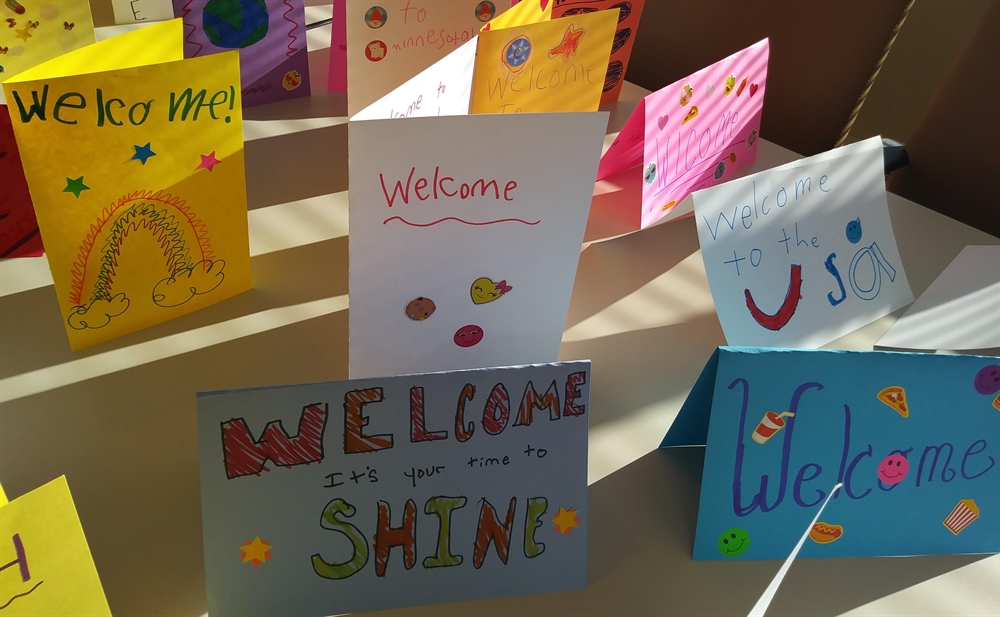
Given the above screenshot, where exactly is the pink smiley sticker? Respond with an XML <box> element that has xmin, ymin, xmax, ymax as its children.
<box><xmin>877</xmin><ymin>453</ymin><xmax>909</xmax><ymax>485</ymax></box>
<box><xmin>454</xmin><ymin>325</ymin><xmax>483</xmax><ymax>348</ymax></box>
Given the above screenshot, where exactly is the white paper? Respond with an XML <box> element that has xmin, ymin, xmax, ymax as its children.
<box><xmin>349</xmin><ymin>110</ymin><xmax>607</xmax><ymax>378</ymax></box>
<box><xmin>346</xmin><ymin>0</ymin><xmax>505</xmax><ymax>117</ymax></box>
<box><xmin>198</xmin><ymin>361</ymin><xmax>590</xmax><ymax>616</ymax></box>
<box><xmin>111</xmin><ymin>0</ymin><xmax>174</xmax><ymax>24</ymax></box>
<box><xmin>695</xmin><ymin>136</ymin><xmax>913</xmax><ymax>348</ymax></box>
<box><xmin>876</xmin><ymin>245</ymin><xmax>1000</xmax><ymax>352</ymax></box>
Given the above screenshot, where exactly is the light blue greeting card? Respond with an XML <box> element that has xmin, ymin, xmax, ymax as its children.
<box><xmin>663</xmin><ymin>347</ymin><xmax>1000</xmax><ymax>560</ymax></box>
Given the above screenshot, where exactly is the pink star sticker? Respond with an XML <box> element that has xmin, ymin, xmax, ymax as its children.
<box><xmin>197</xmin><ymin>151</ymin><xmax>221</xmax><ymax>172</ymax></box>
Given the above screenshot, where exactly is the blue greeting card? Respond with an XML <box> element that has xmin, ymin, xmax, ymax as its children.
<box><xmin>662</xmin><ymin>347</ymin><xmax>1000</xmax><ymax>560</ymax></box>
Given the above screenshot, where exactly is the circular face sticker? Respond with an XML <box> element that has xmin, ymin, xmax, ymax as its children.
<box><xmin>475</xmin><ymin>1</ymin><xmax>496</xmax><ymax>22</ymax></box>
<box><xmin>365</xmin><ymin>6</ymin><xmax>386</xmax><ymax>28</ymax></box>
<box><xmin>877</xmin><ymin>453</ymin><xmax>909</xmax><ymax>485</ymax></box>
<box><xmin>365</xmin><ymin>40</ymin><xmax>387</xmax><ymax>62</ymax></box>
<box><xmin>454</xmin><ymin>325</ymin><xmax>484</xmax><ymax>348</ymax></box>
<box><xmin>845</xmin><ymin>217</ymin><xmax>863</xmax><ymax>244</ymax></box>
<box><xmin>713</xmin><ymin>160</ymin><xmax>726</xmax><ymax>180</ymax></box>
<box><xmin>974</xmin><ymin>365</ymin><xmax>1000</xmax><ymax>395</ymax></box>
<box><xmin>405</xmin><ymin>297</ymin><xmax>436</xmax><ymax>321</ymax></box>
<box><xmin>503</xmin><ymin>36</ymin><xmax>531</xmax><ymax>72</ymax></box>
<box><xmin>282</xmin><ymin>70</ymin><xmax>302</xmax><ymax>91</ymax></box>
<box><xmin>718</xmin><ymin>528</ymin><xmax>750</xmax><ymax>557</ymax></box>
<box><xmin>747</xmin><ymin>128</ymin><xmax>758</xmax><ymax>148</ymax></box>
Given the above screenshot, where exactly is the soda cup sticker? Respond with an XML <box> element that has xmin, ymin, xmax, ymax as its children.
<box><xmin>752</xmin><ymin>411</ymin><xmax>794</xmax><ymax>444</ymax></box>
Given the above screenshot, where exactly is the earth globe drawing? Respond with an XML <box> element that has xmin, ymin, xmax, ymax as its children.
<box><xmin>202</xmin><ymin>0</ymin><xmax>269</xmax><ymax>49</ymax></box>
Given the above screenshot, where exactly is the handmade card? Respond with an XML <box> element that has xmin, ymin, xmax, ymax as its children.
<box><xmin>876</xmin><ymin>245</ymin><xmax>1000</xmax><ymax>354</ymax></box>
<box><xmin>0</xmin><ymin>476</ymin><xmax>111</xmax><ymax>615</ymax></box>
<box><xmin>3</xmin><ymin>19</ymin><xmax>252</xmax><ymax>350</ymax></box>
<box><xmin>349</xmin><ymin>40</ymin><xmax>608</xmax><ymax>378</ymax></box>
<box><xmin>0</xmin><ymin>104</ymin><xmax>41</xmax><ymax>257</ymax></box>
<box><xmin>344</xmin><ymin>0</ymin><xmax>511</xmax><ymax>116</ymax></box>
<box><xmin>694</xmin><ymin>136</ymin><xmax>913</xmax><ymax>348</ymax></box>
<box><xmin>661</xmin><ymin>347</ymin><xmax>1000</xmax><ymax>560</ymax></box>
<box><xmin>173</xmin><ymin>0</ymin><xmax>311</xmax><ymax>107</ymax></box>
<box><xmin>470</xmin><ymin>6</ymin><xmax>617</xmax><ymax>114</ymax></box>
<box><xmin>551</xmin><ymin>0</ymin><xmax>645</xmax><ymax>104</ymax></box>
<box><xmin>198</xmin><ymin>361</ymin><xmax>590</xmax><ymax>615</ymax></box>
<box><xmin>597</xmin><ymin>39</ymin><xmax>769</xmax><ymax>229</ymax></box>
<box><xmin>0</xmin><ymin>0</ymin><xmax>96</xmax><ymax>89</ymax></box>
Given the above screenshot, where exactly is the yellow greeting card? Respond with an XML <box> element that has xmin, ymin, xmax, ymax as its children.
<box><xmin>0</xmin><ymin>477</ymin><xmax>111</xmax><ymax>616</ymax></box>
<box><xmin>481</xmin><ymin>0</ymin><xmax>552</xmax><ymax>30</ymax></box>
<box><xmin>0</xmin><ymin>0</ymin><xmax>96</xmax><ymax>86</ymax></box>
<box><xmin>471</xmin><ymin>8</ymin><xmax>617</xmax><ymax>114</ymax></box>
<box><xmin>3</xmin><ymin>19</ymin><xmax>252</xmax><ymax>350</ymax></box>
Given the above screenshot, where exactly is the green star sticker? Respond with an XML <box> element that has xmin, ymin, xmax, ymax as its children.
<box><xmin>63</xmin><ymin>176</ymin><xmax>90</xmax><ymax>198</ymax></box>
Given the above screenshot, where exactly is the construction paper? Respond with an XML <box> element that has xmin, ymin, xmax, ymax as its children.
<box><xmin>662</xmin><ymin>347</ymin><xmax>1000</xmax><ymax>560</ymax></box>
<box><xmin>349</xmin><ymin>43</ymin><xmax>608</xmax><ymax>378</ymax></box>
<box><xmin>470</xmin><ymin>7</ymin><xmax>616</xmax><ymax>114</ymax></box>
<box><xmin>3</xmin><ymin>19</ymin><xmax>252</xmax><ymax>350</ymax></box>
<box><xmin>695</xmin><ymin>136</ymin><xmax>913</xmax><ymax>348</ymax></box>
<box><xmin>345</xmin><ymin>0</ymin><xmax>510</xmax><ymax>116</ymax></box>
<box><xmin>876</xmin><ymin>245</ymin><xmax>1000</xmax><ymax>354</ymax></box>
<box><xmin>198</xmin><ymin>361</ymin><xmax>590</xmax><ymax>616</ymax></box>
<box><xmin>112</xmin><ymin>0</ymin><xmax>174</xmax><ymax>24</ymax></box>
<box><xmin>551</xmin><ymin>0</ymin><xmax>644</xmax><ymax>104</ymax></box>
<box><xmin>0</xmin><ymin>0</ymin><xmax>96</xmax><ymax>93</ymax></box>
<box><xmin>0</xmin><ymin>104</ymin><xmax>41</xmax><ymax>257</ymax></box>
<box><xmin>327</xmin><ymin>0</ymin><xmax>346</xmax><ymax>91</ymax></box>
<box><xmin>0</xmin><ymin>476</ymin><xmax>111</xmax><ymax>616</ymax></box>
<box><xmin>173</xmin><ymin>0</ymin><xmax>311</xmax><ymax>107</ymax></box>
<box><xmin>597</xmin><ymin>39</ymin><xmax>769</xmax><ymax>228</ymax></box>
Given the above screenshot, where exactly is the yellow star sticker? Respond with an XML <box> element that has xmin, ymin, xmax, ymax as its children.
<box><xmin>239</xmin><ymin>536</ymin><xmax>272</xmax><ymax>567</ymax></box>
<box><xmin>15</xmin><ymin>26</ymin><xmax>32</xmax><ymax>41</ymax></box>
<box><xmin>552</xmin><ymin>507</ymin><xmax>580</xmax><ymax>535</ymax></box>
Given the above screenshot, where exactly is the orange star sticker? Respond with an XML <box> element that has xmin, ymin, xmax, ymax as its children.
<box><xmin>548</xmin><ymin>24</ymin><xmax>585</xmax><ymax>62</ymax></box>
<box><xmin>14</xmin><ymin>26</ymin><xmax>32</xmax><ymax>41</ymax></box>
<box><xmin>239</xmin><ymin>536</ymin><xmax>272</xmax><ymax>567</ymax></box>
<box><xmin>552</xmin><ymin>507</ymin><xmax>580</xmax><ymax>535</ymax></box>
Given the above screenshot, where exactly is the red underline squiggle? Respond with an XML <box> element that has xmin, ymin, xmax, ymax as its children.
<box><xmin>180</xmin><ymin>0</ymin><xmax>204</xmax><ymax>57</ymax></box>
<box><xmin>282</xmin><ymin>0</ymin><xmax>300</xmax><ymax>57</ymax></box>
<box><xmin>383</xmin><ymin>216</ymin><xmax>541</xmax><ymax>227</ymax></box>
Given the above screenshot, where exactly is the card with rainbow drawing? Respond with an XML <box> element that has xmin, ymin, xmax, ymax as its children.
<box><xmin>3</xmin><ymin>19</ymin><xmax>252</xmax><ymax>350</ymax></box>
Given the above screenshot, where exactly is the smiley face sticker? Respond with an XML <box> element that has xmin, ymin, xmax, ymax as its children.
<box><xmin>718</xmin><ymin>528</ymin><xmax>750</xmax><ymax>557</ymax></box>
<box><xmin>877</xmin><ymin>453</ymin><xmax>909</xmax><ymax>485</ymax></box>
<box><xmin>974</xmin><ymin>365</ymin><xmax>1000</xmax><ymax>395</ymax></box>
<box><xmin>454</xmin><ymin>325</ymin><xmax>484</xmax><ymax>348</ymax></box>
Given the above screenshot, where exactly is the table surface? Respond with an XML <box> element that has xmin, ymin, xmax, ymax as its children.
<box><xmin>1</xmin><ymin>9</ymin><xmax>998</xmax><ymax>617</ymax></box>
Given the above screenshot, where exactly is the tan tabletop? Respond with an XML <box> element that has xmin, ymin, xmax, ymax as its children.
<box><xmin>1</xmin><ymin>11</ymin><xmax>998</xmax><ymax>616</ymax></box>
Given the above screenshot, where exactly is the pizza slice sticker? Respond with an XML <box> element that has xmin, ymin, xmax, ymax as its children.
<box><xmin>877</xmin><ymin>386</ymin><xmax>909</xmax><ymax>417</ymax></box>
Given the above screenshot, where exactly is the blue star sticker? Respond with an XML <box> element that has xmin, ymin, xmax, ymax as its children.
<box><xmin>63</xmin><ymin>176</ymin><xmax>90</xmax><ymax>198</ymax></box>
<box><xmin>131</xmin><ymin>142</ymin><xmax>156</xmax><ymax>165</ymax></box>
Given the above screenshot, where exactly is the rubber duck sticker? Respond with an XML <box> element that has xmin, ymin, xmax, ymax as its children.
<box><xmin>475</xmin><ymin>1</ymin><xmax>495</xmax><ymax>22</ymax></box>
<box><xmin>365</xmin><ymin>6</ymin><xmax>386</xmax><ymax>29</ymax></box>
<box><xmin>724</xmin><ymin>75</ymin><xmax>736</xmax><ymax>96</ymax></box>
<box><xmin>471</xmin><ymin>277</ymin><xmax>511</xmax><ymax>305</ymax></box>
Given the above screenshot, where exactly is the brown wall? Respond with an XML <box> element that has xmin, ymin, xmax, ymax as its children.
<box><xmin>623</xmin><ymin>0</ymin><xmax>909</xmax><ymax>156</ymax></box>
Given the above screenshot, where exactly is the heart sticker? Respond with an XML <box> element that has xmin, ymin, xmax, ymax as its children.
<box><xmin>706</xmin><ymin>84</ymin><xmax>716</xmax><ymax>97</ymax></box>
<box><xmin>657</xmin><ymin>115</ymin><xmax>669</xmax><ymax>130</ymax></box>
<box><xmin>750</xmin><ymin>83</ymin><xmax>759</xmax><ymax>96</ymax></box>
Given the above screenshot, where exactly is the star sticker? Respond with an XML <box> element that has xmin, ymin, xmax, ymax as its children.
<box><xmin>548</xmin><ymin>24</ymin><xmax>584</xmax><ymax>62</ymax></box>
<box><xmin>14</xmin><ymin>26</ymin><xmax>32</xmax><ymax>41</ymax></box>
<box><xmin>131</xmin><ymin>142</ymin><xmax>156</xmax><ymax>165</ymax></box>
<box><xmin>63</xmin><ymin>176</ymin><xmax>90</xmax><ymax>198</ymax></box>
<box><xmin>197</xmin><ymin>151</ymin><xmax>221</xmax><ymax>172</ymax></box>
<box><xmin>239</xmin><ymin>536</ymin><xmax>272</xmax><ymax>567</ymax></box>
<box><xmin>552</xmin><ymin>507</ymin><xmax>580</xmax><ymax>535</ymax></box>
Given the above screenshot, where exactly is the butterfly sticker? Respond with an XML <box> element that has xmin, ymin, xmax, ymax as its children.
<box><xmin>64</xmin><ymin>21</ymin><xmax>74</xmax><ymax>30</ymax></box>
<box><xmin>0</xmin><ymin>46</ymin><xmax>8</xmax><ymax>54</ymax></box>
<box><xmin>26</xmin><ymin>19</ymin><xmax>38</xmax><ymax>28</ymax></box>
<box><xmin>5</xmin><ymin>18</ymin><xmax>15</xmax><ymax>28</ymax></box>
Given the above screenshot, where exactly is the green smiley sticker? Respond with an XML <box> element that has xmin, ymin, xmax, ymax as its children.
<box><xmin>718</xmin><ymin>527</ymin><xmax>750</xmax><ymax>557</ymax></box>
